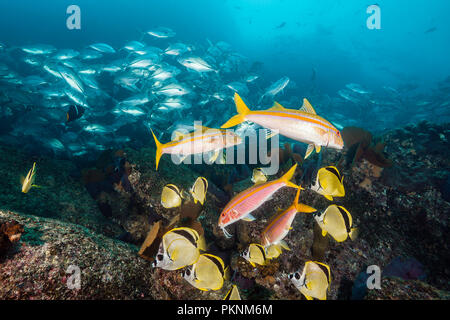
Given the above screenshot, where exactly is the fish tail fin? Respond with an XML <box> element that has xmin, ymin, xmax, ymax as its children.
<box><xmin>280</xmin><ymin>163</ymin><xmax>298</xmax><ymax>188</ymax></box>
<box><xmin>150</xmin><ymin>128</ymin><xmax>164</xmax><ymax>170</ymax></box>
<box><xmin>221</xmin><ymin>93</ymin><xmax>251</xmax><ymax>128</ymax></box>
<box><xmin>349</xmin><ymin>228</ymin><xmax>359</xmax><ymax>241</ymax></box>
<box><xmin>294</xmin><ymin>187</ymin><xmax>316</xmax><ymax>213</ymax></box>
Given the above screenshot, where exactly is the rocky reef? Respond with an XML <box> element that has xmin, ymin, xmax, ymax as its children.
<box><xmin>0</xmin><ymin>121</ymin><xmax>449</xmax><ymax>300</ymax></box>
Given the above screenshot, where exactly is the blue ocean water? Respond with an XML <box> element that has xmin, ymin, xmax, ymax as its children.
<box><xmin>0</xmin><ymin>0</ymin><xmax>449</xmax><ymax>159</ymax></box>
<box><xmin>1</xmin><ymin>1</ymin><xmax>450</xmax><ymax>302</ymax></box>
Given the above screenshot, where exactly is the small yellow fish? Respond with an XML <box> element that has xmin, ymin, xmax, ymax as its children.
<box><xmin>310</xmin><ymin>166</ymin><xmax>345</xmax><ymax>201</ymax></box>
<box><xmin>223</xmin><ymin>285</ymin><xmax>241</xmax><ymax>300</ymax></box>
<box><xmin>152</xmin><ymin>227</ymin><xmax>205</xmax><ymax>270</ymax></box>
<box><xmin>251</xmin><ymin>168</ymin><xmax>267</xmax><ymax>184</ymax></box>
<box><xmin>182</xmin><ymin>253</ymin><xmax>227</xmax><ymax>291</ymax></box>
<box><xmin>241</xmin><ymin>243</ymin><xmax>267</xmax><ymax>267</ymax></box>
<box><xmin>314</xmin><ymin>205</ymin><xmax>358</xmax><ymax>242</ymax></box>
<box><xmin>190</xmin><ymin>177</ymin><xmax>208</xmax><ymax>205</ymax></box>
<box><xmin>161</xmin><ymin>184</ymin><xmax>183</xmax><ymax>208</ymax></box>
<box><xmin>21</xmin><ymin>162</ymin><xmax>38</xmax><ymax>193</ymax></box>
<box><xmin>289</xmin><ymin>261</ymin><xmax>331</xmax><ymax>300</ymax></box>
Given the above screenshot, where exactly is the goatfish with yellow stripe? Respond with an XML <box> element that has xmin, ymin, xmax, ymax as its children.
<box><xmin>182</xmin><ymin>253</ymin><xmax>228</xmax><ymax>291</ymax></box>
<box><xmin>218</xmin><ymin>163</ymin><xmax>299</xmax><ymax>238</ymax></box>
<box><xmin>261</xmin><ymin>187</ymin><xmax>316</xmax><ymax>251</ymax></box>
<box><xmin>221</xmin><ymin>93</ymin><xmax>343</xmax><ymax>159</ymax></box>
<box><xmin>21</xmin><ymin>162</ymin><xmax>40</xmax><ymax>193</ymax></box>
<box><xmin>310</xmin><ymin>166</ymin><xmax>345</xmax><ymax>201</ymax></box>
<box><xmin>152</xmin><ymin>227</ymin><xmax>206</xmax><ymax>270</ymax></box>
<box><xmin>314</xmin><ymin>205</ymin><xmax>358</xmax><ymax>242</ymax></box>
<box><xmin>151</xmin><ymin>125</ymin><xmax>242</xmax><ymax>170</ymax></box>
<box><xmin>289</xmin><ymin>261</ymin><xmax>331</xmax><ymax>300</ymax></box>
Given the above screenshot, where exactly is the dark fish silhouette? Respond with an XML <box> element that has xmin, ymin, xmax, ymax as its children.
<box><xmin>275</xmin><ymin>22</ymin><xmax>286</xmax><ymax>29</ymax></box>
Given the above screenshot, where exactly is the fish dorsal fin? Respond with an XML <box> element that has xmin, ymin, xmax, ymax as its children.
<box><xmin>300</xmin><ymin>98</ymin><xmax>317</xmax><ymax>114</ymax></box>
<box><xmin>173</xmin><ymin>130</ymin><xmax>187</xmax><ymax>141</ymax></box>
<box><xmin>193</xmin><ymin>124</ymin><xmax>209</xmax><ymax>132</ymax></box>
<box><xmin>324</xmin><ymin>166</ymin><xmax>341</xmax><ymax>181</ymax></box>
<box><xmin>268</xmin><ymin>101</ymin><xmax>286</xmax><ymax>111</ymax></box>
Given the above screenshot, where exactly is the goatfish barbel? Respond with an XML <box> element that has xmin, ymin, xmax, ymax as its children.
<box><xmin>218</xmin><ymin>164</ymin><xmax>299</xmax><ymax>238</ymax></box>
<box><xmin>221</xmin><ymin>93</ymin><xmax>344</xmax><ymax>159</ymax></box>
<box><xmin>151</xmin><ymin>125</ymin><xmax>242</xmax><ymax>170</ymax></box>
<box><xmin>261</xmin><ymin>187</ymin><xmax>316</xmax><ymax>250</ymax></box>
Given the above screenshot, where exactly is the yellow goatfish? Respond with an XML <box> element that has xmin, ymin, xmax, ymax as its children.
<box><xmin>21</xmin><ymin>162</ymin><xmax>38</xmax><ymax>193</ymax></box>
<box><xmin>221</xmin><ymin>93</ymin><xmax>344</xmax><ymax>159</ymax></box>
<box><xmin>151</xmin><ymin>125</ymin><xmax>242</xmax><ymax>170</ymax></box>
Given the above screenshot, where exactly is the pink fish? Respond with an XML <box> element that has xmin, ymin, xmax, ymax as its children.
<box><xmin>261</xmin><ymin>187</ymin><xmax>316</xmax><ymax>250</ymax></box>
<box><xmin>218</xmin><ymin>164</ymin><xmax>299</xmax><ymax>238</ymax></box>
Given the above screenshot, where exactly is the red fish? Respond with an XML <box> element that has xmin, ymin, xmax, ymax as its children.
<box><xmin>218</xmin><ymin>164</ymin><xmax>299</xmax><ymax>238</ymax></box>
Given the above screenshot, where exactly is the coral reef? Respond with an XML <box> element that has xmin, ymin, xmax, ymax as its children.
<box><xmin>0</xmin><ymin>121</ymin><xmax>449</xmax><ymax>299</ymax></box>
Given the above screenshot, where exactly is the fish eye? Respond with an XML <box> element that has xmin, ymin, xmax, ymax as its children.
<box><xmin>288</xmin><ymin>274</ymin><xmax>293</xmax><ymax>279</ymax></box>
<box><xmin>295</xmin><ymin>273</ymin><xmax>300</xmax><ymax>280</ymax></box>
<box><xmin>157</xmin><ymin>254</ymin><xmax>163</xmax><ymax>261</ymax></box>
<box><xmin>186</xmin><ymin>269</ymin><xmax>191</xmax><ymax>276</ymax></box>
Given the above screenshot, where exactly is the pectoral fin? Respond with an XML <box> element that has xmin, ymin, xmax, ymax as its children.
<box><xmin>265</xmin><ymin>129</ymin><xmax>279</xmax><ymax>140</ymax></box>
<box><xmin>279</xmin><ymin>240</ymin><xmax>291</xmax><ymax>251</ymax></box>
<box><xmin>322</xmin><ymin>230</ymin><xmax>328</xmax><ymax>237</ymax></box>
<box><xmin>208</xmin><ymin>149</ymin><xmax>221</xmax><ymax>163</ymax></box>
<box><xmin>242</xmin><ymin>213</ymin><xmax>256</xmax><ymax>222</ymax></box>
<box><xmin>305</xmin><ymin>144</ymin><xmax>315</xmax><ymax>159</ymax></box>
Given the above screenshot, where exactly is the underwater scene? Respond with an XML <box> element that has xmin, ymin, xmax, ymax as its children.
<box><xmin>0</xmin><ymin>0</ymin><xmax>449</xmax><ymax>302</ymax></box>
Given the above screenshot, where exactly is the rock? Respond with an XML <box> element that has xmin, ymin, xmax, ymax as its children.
<box><xmin>0</xmin><ymin>209</ymin><xmax>225</xmax><ymax>299</ymax></box>
<box><xmin>0</xmin><ymin>145</ymin><xmax>123</xmax><ymax>239</ymax></box>
<box><xmin>0</xmin><ymin>219</ymin><xmax>24</xmax><ymax>256</ymax></box>
<box><xmin>366</xmin><ymin>277</ymin><xmax>450</xmax><ymax>300</ymax></box>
